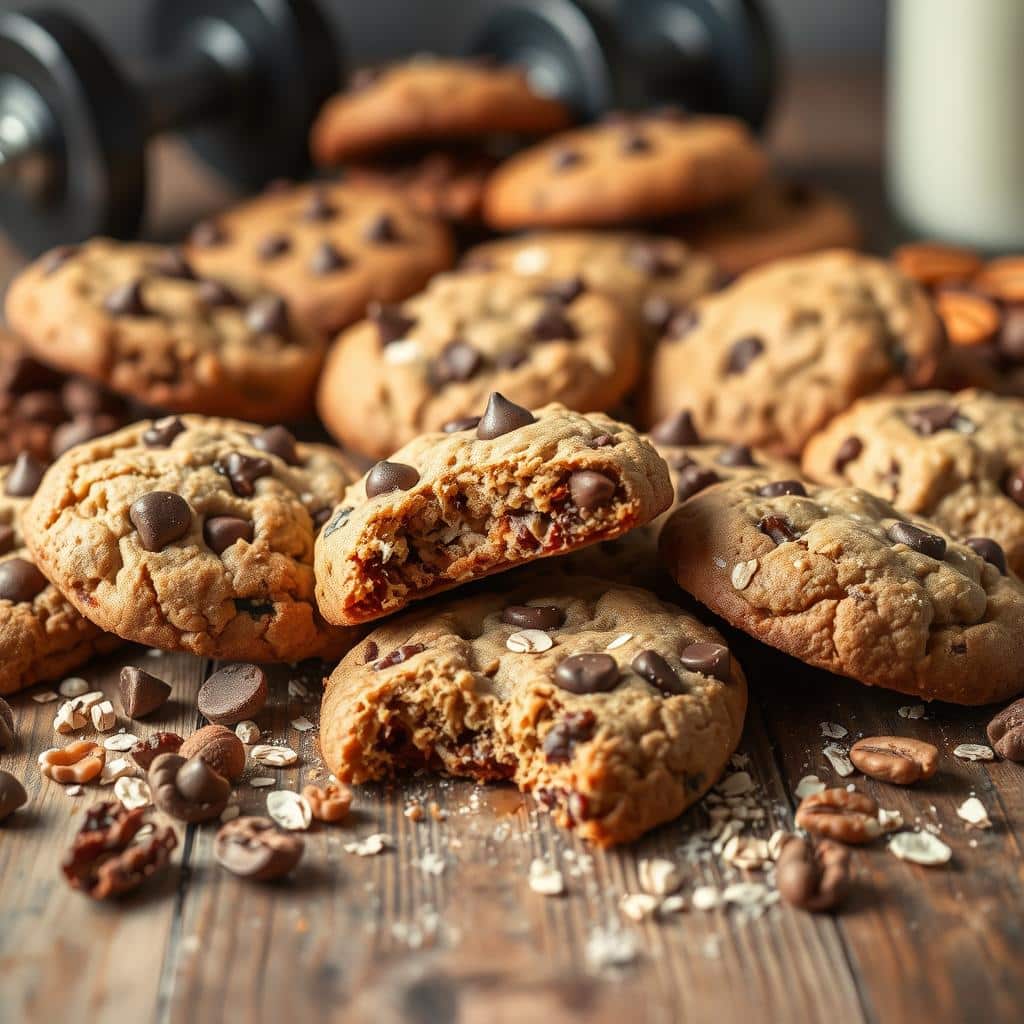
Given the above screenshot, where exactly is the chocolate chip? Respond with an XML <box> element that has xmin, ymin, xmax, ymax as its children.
<box><xmin>119</xmin><ymin>666</ymin><xmax>172</xmax><ymax>719</ymax></box>
<box><xmin>551</xmin><ymin>148</ymin><xmax>582</xmax><ymax>170</ymax></box>
<box><xmin>531</xmin><ymin>305</ymin><xmax>578</xmax><ymax>342</ymax></box>
<box><xmin>301</xmin><ymin>190</ymin><xmax>337</xmax><ymax>221</ymax></box>
<box><xmin>538</xmin><ymin>277</ymin><xmax>585</xmax><ymax>304</ymax></box>
<box><xmin>631</xmin><ymin>650</ymin><xmax>684</xmax><ymax>694</ymax></box>
<box><xmin>189</xmin><ymin>220</ymin><xmax>227</xmax><ymax>247</ymax></box>
<box><xmin>373</xmin><ymin>644</ymin><xmax>425</xmax><ymax>670</ymax></box>
<box><xmin>676</xmin><ymin>464</ymin><xmax>719</xmax><ymax>501</ymax></box>
<box><xmin>309</xmin><ymin>240</ymin><xmax>349</xmax><ymax>275</ymax></box>
<box><xmin>5</xmin><ymin>452</ymin><xmax>46</xmax><ymax>497</ymax></box>
<box><xmin>41</xmin><ymin>245</ymin><xmax>77</xmax><ymax>275</ymax></box>
<box><xmin>725</xmin><ymin>335</ymin><xmax>764</xmax><ymax>374</ymax></box>
<box><xmin>966</xmin><ymin>536</ymin><xmax>1007</xmax><ymax>575</ymax></box>
<box><xmin>833</xmin><ymin>436</ymin><xmax>863</xmax><ymax>473</ymax></box>
<box><xmin>758</xmin><ymin>514</ymin><xmax>798</xmax><ymax>544</ymax></box>
<box><xmin>257</xmin><ymin>233</ymin><xmax>291</xmax><ymax>261</ymax></box>
<box><xmin>650</xmin><ymin>410</ymin><xmax>700</xmax><ymax>447</ymax></box>
<box><xmin>626</xmin><ymin>244</ymin><xmax>679</xmax><ymax>278</ymax></box>
<box><xmin>433</xmin><ymin>341</ymin><xmax>482</xmax><ymax>384</ymax></box>
<box><xmin>502</xmin><ymin>605</ymin><xmax>565</xmax><ymax>630</ymax></box>
<box><xmin>129</xmin><ymin>492</ymin><xmax>192</xmax><ymax>551</ymax></box>
<box><xmin>245</xmin><ymin>295</ymin><xmax>289</xmax><ymax>335</ymax></box>
<box><xmin>363</xmin><ymin>212</ymin><xmax>401</xmax><ymax>243</ymax></box>
<box><xmin>251</xmin><ymin>425</ymin><xmax>299</xmax><ymax>465</ymax></box>
<box><xmin>568</xmin><ymin>470</ymin><xmax>616</xmax><ymax>511</ymax></box>
<box><xmin>907</xmin><ymin>404</ymin><xmax>959</xmax><ymax>436</ymax></box>
<box><xmin>363</xmin><ymin>641</ymin><xmax>379</xmax><ymax>664</ymax></box>
<box><xmin>204</xmin><ymin>516</ymin><xmax>254</xmax><ymax>555</ymax></box>
<box><xmin>666</xmin><ymin>308</ymin><xmax>699</xmax><ymax>339</ymax></box>
<box><xmin>757</xmin><ymin>480</ymin><xmax>807</xmax><ymax>498</ymax></box>
<box><xmin>366</xmin><ymin>461</ymin><xmax>420</xmax><ymax>499</ymax></box>
<box><xmin>621</xmin><ymin>131</ymin><xmax>652</xmax><ymax>153</ymax></box>
<box><xmin>214</xmin><ymin>452</ymin><xmax>273</xmax><ymax>497</ymax></box>
<box><xmin>369</xmin><ymin>302</ymin><xmax>416</xmax><ymax>346</ymax></box>
<box><xmin>196</xmin><ymin>279</ymin><xmax>240</xmax><ymax>308</ymax></box>
<box><xmin>717</xmin><ymin>444</ymin><xmax>757</xmax><ymax>468</ymax></box>
<box><xmin>554</xmin><ymin>653</ymin><xmax>619</xmax><ymax>694</ymax></box>
<box><xmin>542</xmin><ymin>710</ymin><xmax>596</xmax><ymax>763</ymax></box>
<box><xmin>0</xmin><ymin>558</ymin><xmax>47</xmax><ymax>603</ymax></box>
<box><xmin>198</xmin><ymin>664</ymin><xmax>268</xmax><ymax>725</ymax></box>
<box><xmin>142</xmin><ymin>417</ymin><xmax>185</xmax><ymax>448</ymax></box>
<box><xmin>476</xmin><ymin>392</ymin><xmax>536</xmax><ymax>440</ymax></box>
<box><xmin>442</xmin><ymin>416</ymin><xmax>480</xmax><ymax>433</ymax></box>
<box><xmin>887</xmin><ymin>521</ymin><xmax>947</xmax><ymax>560</ymax></box>
<box><xmin>51</xmin><ymin>414</ymin><xmax>117</xmax><ymax>457</ymax></box>
<box><xmin>0</xmin><ymin>526</ymin><xmax>15</xmax><ymax>557</ymax></box>
<box><xmin>104</xmin><ymin>279</ymin><xmax>149</xmax><ymax>317</ymax></box>
<box><xmin>679</xmin><ymin>642</ymin><xmax>731</xmax><ymax>682</ymax></box>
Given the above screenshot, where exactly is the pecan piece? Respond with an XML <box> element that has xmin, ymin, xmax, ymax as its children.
<box><xmin>776</xmin><ymin>835</ymin><xmax>850</xmax><ymax>912</ymax></box>
<box><xmin>849</xmin><ymin>736</ymin><xmax>939</xmax><ymax>785</ymax></box>
<box><xmin>794</xmin><ymin>788</ymin><xmax>880</xmax><ymax>845</ymax></box>
<box><xmin>302</xmin><ymin>782</ymin><xmax>352</xmax><ymax>823</ymax></box>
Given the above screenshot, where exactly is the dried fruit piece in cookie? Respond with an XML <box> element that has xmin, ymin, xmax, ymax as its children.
<box><xmin>316</xmin><ymin>270</ymin><xmax>641</xmax><ymax>460</ymax></box>
<box><xmin>23</xmin><ymin>416</ymin><xmax>362</xmax><ymax>662</ymax></box>
<box><xmin>314</xmin><ymin>398</ymin><xmax>672</xmax><ymax>625</ymax></box>
<box><xmin>802</xmin><ymin>389</ymin><xmax>1024</xmax><ymax>576</ymax></box>
<box><xmin>319</xmin><ymin>575</ymin><xmax>746</xmax><ymax>846</ymax></box>
<box><xmin>644</xmin><ymin>250</ymin><xmax>945</xmax><ymax>457</ymax></box>
<box><xmin>661</xmin><ymin>475</ymin><xmax>1024</xmax><ymax>704</ymax></box>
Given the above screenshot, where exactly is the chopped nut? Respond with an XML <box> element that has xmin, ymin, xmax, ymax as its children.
<box><xmin>887</xmin><ymin>830</ymin><xmax>952</xmax><ymax>865</ymax></box>
<box><xmin>290</xmin><ymin>716</ymin><xmax>315</xmax><ymax>733</ymax></box>
<box><xmin>91</xmin><ymin>700</ymin><xmax>116</xmax><ymax>733</ymax></box>
<box><xmin>620</xmin><ymin>893</ymin><xmax>659</xmax><ymax>921</ymax></box>
<box><xmin>823</xmin><ymin>744</ymin><xmax>855</xmax><ymax>777</ymax></box>
<box><xmin>235</xmin><ymin>721</ymin><xmax>261</xmax><ymax>744</ymax></box>
<box><xmin>878</xmin><ymin>808</ymin><xmax>904</xmax><ymax>832</ymax></box>
<box><xmin>722</xmin><ymin>835</ymin><xmax>770</xmax><ymax>871</ymax></box>
<box><xmin>731</xmin><ymin>559</ymin><xmax>759</xmax><ymax>590</ymax></box>
<box><xmin>114</xmin><ymin>776</ymin><xmax>151</xmax><ymax>810</ymax></box>
<box><xmin>795</xmin><ymin>774</ymin><xmax>826</xmax><ymax>799</ymax></box>
<box><xmin>528</xmin><ymin>858</ymin><xmax>565</xmax><ymax>896</ymax></box>
<box><xmin>506</xmin><ymin>629</ymin><xmax>553</xmax><ymax>653</ymax></box>
<box><xmin>100</xmin><ymin>757</ymin><xmax>136</xmax><ymax>785</ymax></box>
<box><xmin>691</xmin><ymin>885</ymin><xmax>723</xmax><ymax>911</ymax></box>
<box><xmin>404</xmin><ymin>800</ymin><xmax>424</xmax><ymax>822</ymax></box>
<box><xmin>638</xmin><ymin>857</ymin><xmax>682</xmax><ymax>896</ymax></box>
<box><xmin>795</xmin><ymin>788</ymin><xmax>881</xmax><ymax>845</ymax></box>
<box><xmin>266</xmin><ymin>790</ymin><xmax>313</xmax><ymax>831</ymax></box>
<box><xmin>820</xmin><ymin>722</ymin><xmax>848</xmax><ymax>739</ymax></box>
<box><xmin>53</xmin><ymin>701</ymin><xmax>87</xmax><ymax>735</ymax></box>
<box><xmin>953</xmin><ymin>742</ymin><xmax>994</xmax><ymax>762</ymax></box>
<box><xmin>31</xmin><ymin>689</ymin><xmax>59</xmax><ymax>704</ymax></box>
<box><xmin>344</xmin><ymin>833</ymin><xmax>393</xmax><ymax>856</ymax></box>
<box><xmin>303</xmin><ymin>782</ymin><xmax>352</xmax><ymax>823</ymax></box>
<box><xmin>251</xmin><ymin>744</ymin><xmax>298</xmax><ymax>767</ymax></box>
<box><xmin>605</xmin><ymin>633</ymin><xmax>633</xmax><ymax>651</ymax></box>
<box><xmin>957</xmin><ymin>796</ymin><xmax>991</xmax><ymax>829</ymax></box>
<box><xmin>898</xmin><ymin>704</ymin><xmax>926</xmax><ymax>720</ymax></box>
<box><xmin>250</xmin><ymin>776</ymin><xmax>276</xmax><ymax>788</ymax></box>
<box><xmin>104</xmin><ymin>733</ymin><xmax>140</xmax><ymax>753</ymax></box>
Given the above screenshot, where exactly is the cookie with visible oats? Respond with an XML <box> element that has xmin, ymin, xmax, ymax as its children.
<box><xmin>661</xmin><ymin>474</ymin><xmax>1024</xmax><ymax>704</ymax></box>
<box><xmin>320</xmin><ymin>574</ymin><xmax>746</xmax><ymax>846</ymax></box>
<box><xmin>314</xmin><ymin>397</ymin><xmax>671</xmax><ymax>625</ymax></box>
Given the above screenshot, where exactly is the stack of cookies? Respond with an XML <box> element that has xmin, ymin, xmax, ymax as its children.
<box><xmin>2</xmin><ymin>55</ymin><xmax>1023</xmax><ymax>886</ymax></box>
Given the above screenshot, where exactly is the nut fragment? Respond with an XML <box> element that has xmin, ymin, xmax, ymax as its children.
<box><xmin>100</xmin><ymin>757</ymin><xmax>136</xmax><ymax>785</ymax></box>
<box><xmin>266</xmin><ymin>790</ymin><xmax>313</xmax><ymax>831</ymax></box>
<box><xmin>893</xmin><ymin>241</ymin><xmax>982</xmax><ymax>287</ymax></box>
<box><xmin>638</xmin><ymin>857</ymin><xmax>682</xmax><ymax>896</ymax></box>
<box><xmin>53</xmin><ymin>700</ymin><xmax>87</xmax><ymax>735</ymax></box>
<box><xmin>214</xmin><ymin>816</ymin><xmax>303</xmax><ymax>881</ymax></box>
<box><xmin>849</xmin><ymin>736</ymin><xmax>939</xmax><ymax>785</ymax></box>
<box><xmin>39</xmin><ymin>740</ymin><xmax>105</xmax><ymax>783</ymax></box>
<box><xmin>957</xmin><ymin>796</ymin><xmax>991</xmax><ymax>829</ymax></box>
<box><xmin>731</xmin><ymin>559</ymin><xmax>758</xmax><ymax>590</ymax></box>
<box><xmin>149</xmin><ymin>753</ymin><xmax>230</xmax><ymax>823</ymax></box>
<box><xmin>251</xmin><ymin>744</ymin><xmax>298</xmax><ymax>767</ymax></box>
<box><xmin>506</xmin><ymin>629</ymin><xmax>554</xmax><ymax>653</ymax></box>
<box><xmin>794</xmin><ymin>788</ymin><xmax>881</xmax><ymax>845</ymax></box>
<box><xmin>887</xmin><ymin>830</ymin><xmax>952</xmax><ymax>866</ymax></box>
<box><xmin>302</xmin><ymin>782</ymin><xmax>352</xmax><ymax>823</ymax></box>
<box><xmin>953</xmin><ymin>743</ymin><xmax>994</xmax><ymax>762</ymax></box>
<box><xmin>775</xmin><ymin>835</ymin><xmax>850</xmax><ymax>912</ymax></box>
<box><xmin>130</xmin><ymin>731</ymin><xmax>183</xmax><ymax>770</ymax></box>
<box><xmin>0</xmin><ymin>697</ymin><xmax>14</xmax><ymax>750</ymax></box>
<box><xmin>987</xmin><ymin>698</ymin><xmax>1024</xmax><ymax>761</ymax></box>
<box><xmin>235</xmin><ymin>720</ymin><xmax>261</xmax><ymax>744</ymax></box>
<box><xmin>91</xmin><ymin>700</ymin><xmax>116</xmax><ymax>733</ymax></box>
<box><xmin>114</xmin><ymin>776</ymin><xmax>152</xmax><ymax>810</ymax></box>
<box><xmin>58</xmin><ymin>677</ymin><xmax>89</xmax><ymax>698</ymax></box>
<box><xmin>974</xmin><ymin>256</ymin><xmax>1024</xmax><ymax>302</ymax></box>
<box><xmin>935</xmin><ymin>290</ymin><xmax>1001</xmax><ymax>347</ymax></box>
<box><xmin>179</xmin><ymin>725</ymin><xmax>246</xmax><ymax>781</ymax></box>
<box><xmin>528</xmin><ymin>858</ymin><xmax>565</xmax><ymax>896</ymax></box>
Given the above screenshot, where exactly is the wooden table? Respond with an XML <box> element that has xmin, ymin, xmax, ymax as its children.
<box><xmin>3</xmin><ymin>68</ymin><xmax>1022</xmax><ymax>1024</ymax></box>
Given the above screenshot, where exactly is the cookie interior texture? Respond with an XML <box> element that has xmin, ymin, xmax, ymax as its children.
<box><xmin>315</xmin><ymin>404</ymin><xmax>672</xmax><ymax>625</ymax></box>
<box><xmin>319</xmin><ymin>575</ymin><xmax>747</xmax><ymax>845</ymax></box>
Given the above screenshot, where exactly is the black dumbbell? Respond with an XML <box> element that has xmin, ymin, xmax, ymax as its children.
<box><xmin>466</xmin><ymin>0</ymin><xmax>776</xmax><ymax>128</ymax></box>
<box><xmin>0</xmin><ymin>0</ymin><xmax>341</xmax><ymax>256</ymax></box>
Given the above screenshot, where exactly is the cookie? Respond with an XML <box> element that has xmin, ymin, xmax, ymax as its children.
<box><xmin>314</xmin><ymin>397</ymin><xmax>672</xmax><ymax>625</ymax></box>
<box><xmin>802</xmin><ymin>389</ymin><xmax>1024</xmax><ymax>576</ymax></box>
<box><xmin>320</xmin><ymin>574</ymin><xmax>746</xmax><ymax>845</ymax></box>
<box><xmin>316</xmin><ymin>269</ymin><xmax>642</xmax><ymax>460</ymax></box>
<box><xmin>674</xmin><ymin>180</ymin><xmax>862</xmax><ymax>277</ymax></box>
<box><xmin>661</xmin><ymin>475</ymin><xmax>1024</xmax><ymax>704</ymax></box>
<box><xmin>310</xmin><ymin>58</ymin><xmax>571</xmax><ymax>164</ymax></box>
<box><xmin>644</xmin><ymin>250</ymin><xmax>946</xmax><ymax>457</ymax></box>
<box><xmin>483</xmin><ymin>113</ymin><xmax>767</xmax><ymax>230</ymax></box>
<box><xmin>5</xmin><ymin>240</ymin><xmax>324</xmax><ymax>424</ymax></box>
<box><xmin>23</xmin><ymin>416</ymin><xmax>363</xmax><ymax>662</ymax></box>
<box><xmin>462</xmin><ymin>230</ymin><xmax>720</xmax><ymax>339</ymax></box>
<box><xmin>0</xmin><ymin>461</ymin><xmax>120</xmax><ymax>694</ymax></box>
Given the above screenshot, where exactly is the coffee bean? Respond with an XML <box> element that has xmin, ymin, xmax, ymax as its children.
<box><xmin>369</xmin><ymin>303</ymin><xmax>417</xmax><ymax>346</ymax></box>
<box><xmin>433</xmin><ymin>341</ymin><xmax>482</xmax><ymax>384</ymax></box>
<box><xmin>41</xmin><ymin>245</ymin><xmax>78</xmax><ymax>275</ymax></box>
<box><xmin>966</xmin><ymin>536</ymin><xmax>1007</xmax><ymax>574</ymax></box>
<box><xmin>189</xmin><ymin>220</ymin><xmax>227</xmax><ymax>247</ymax></box>
<box><xmin>569</xmin><ymin>471</ymin><xmax>616</xmax><ymax>511</ymax></box>
<box><xmin>0</xmin><ymin>770</ymin><xmax>27</xmax><ymax>822</ymax></box>
<box><xmin>198</xmin><ymin>664</ymin><xmax>268</xmax><ymax>726</ymax></box>
<box><xmin>551</xmin><ymin>148</ymin><xmax>582</xmax><ymax>170</ymax></box>
<box><xmin>650</xmin><ymin>409</ymin><xmax>700</xmax><ymax>446</ymax></box>
<box><xmin>151</xmin><ymin>247</ymin><xmax>195</xmax><ymax>279</ymax></box>
<box><xmin>142</xmin><ymin>416</ymin><xmax>185</xmax><ymax>448</ymax></box>
<box><xmin>442</xmin><ymin>416</ymin><xmax>480</xmax><ymax>433</ymax></box>
<box><xmin>531</xmin><ymin>305</ymin><xmax>578</xmax><ymax>342</ymax></box>
<box><xmin>554</xmin><ymin>653</ymin><xmax>619</xmax><ymax>694</ymax></box>
<box><xmin>631</xmin><ymin>650</ymin><xmax>684</xmax><ymax>694</ymax></box>
<box><xmin>0</xmin><ymin>697</ymin><xmax>14</xmax><ymax>750</ymax></box>
<box><xmin>476</xmin><ymin>392</ymin><xmax>536</xmax><ymax>440</ymax></box>
<box><xmin>849</xmin><ymin>736</ymin><xmax>939</xmax><ymax>785</ymax></box>
<box><xmin>214</xmin><ymin>816</ymin><xmax>304</xmax><ymax>881</ymax></box>
<box><xmin>725</xmin><ymin>335</ymin><xmax>764</xmax><ymax>374</ymax></box>
<box><xmin>310</xmin><ymin>240</ymin><xmax>349</xmax><ymax>275</ymax></box>
<box><xmin>776</xmin><ymin>836</ymin><xmax>850</xmax><ymax>912</ymax></box>
<box><xmin>129</xmin><ymin>492</ymin><xmax>192</xmax><ymax>551</ymax></box>
<box><xmin>716</xmin><ymin>444</ymin><xmax>757</xmax><ymax>468</ymax></box>
<box><xmin>621</xmin><ymin>131</ymin><xmax>652</xmax><ymax>154</ymax></box>
<box><xmin>373</xmin><ymin>644</ymin><xmax>425</xmax><ymax>670</ymax></box>
<box><xmin>119</xmin><ymin>666</ymin><xmax>172</xmax><ymax>719</ymax></box>
<box><xmin>676</xmin><ymin>464</ymin><xmax>719</xmax><ymax>502</ymax></box>
<box><xmin>887</xmin><ymin>521</ymin><xmax>946</xmax><ymax>560</ymax></box>
<box><xmin>251</xmin><ymin>425</ymin><xmax>300</xmax><ymax>465</ymax></box>
<box><xmin>363</xmin><ymin>212</ymin><xmax>401</xmax><ymax>243</ymax></box>
<box><xmin>757</xmin><ymin>479</ymin><xmax>807</xmax><ymax>498</ymax></box>
<box><xmin>301</xmin><ymin>190</ymin><xmax>337</xmax><ymax>221</ymax></box>
<box><xmin>502</xmin><ymin>605</ymin><xmax>565</xmax><ymax>630</ymax></box>
<box><xmin>257</xmin><ymin>233</ymin><xmax>291</xmax><ymax>261</ymax></box>
<box><xmin>365</xmin><ymin>461</ymin><xmax>420</xmax><ymax>499</ymax></box>
<box><xmin>679</xmin><ymin>642</ymin><xmax>731</xmax><ymax>682</ymax></box>
<box><xmin>833</xmin><ymin>435</ymin><xmax>863</xmax><ymax>473</ymax></box>
<box><xmin>104</xmin><ymin>279</ymin><xmax>150</xmax><ymax>317</ymax></box>
<box><xmin>907</xmin><ymin>403</ymin><xmax>958</xmax><ymax>435</ymax></box>
<box><xmin>538</xmin><ymin>277</ymin><xmax>585</xmax><ymax>304</ymax></box>
<box><xmin>542</xmin><ymin>710</ymin><xmax>596</xmax><ymax>763</ymax></box>
<box><xmin>5</xmin><ymin>452</ymin><xmax>46</xmax><ymax>497</ymax></box>
<box><xmin>0</xmin><ymin>558</ymin><xmax>47</xmax><ymax>603</ymax></box>
<box><xmin>795</xmin><ymin>788</ymin><xmax>880</xmax><ymax>845</ymax></box>
<box><xmin>987</xmin><ymin>698</ymin><xmax>1024</xmax><ymax>761</ymax></box>
<box><xmin>758</xmin><ymin>514</ymin><xmax>798</xmax><ymax>544</ymax></box>
<box><xmin>196</xmin><ymin>279</ymin><xmax>240</xmax><ymax>308</ymax></box>
<box><xmin>214</xmin><ymin>452</ymin><xmax>273</xmax><ymax>497</ymax></box>
<box><xmin>245</xmin><ymin>295</ymin><xmax>289</xmax><ymax>335</ymax></box>
<box><xmin>204</xmin><ymin>516</ymin><xmax>254</xmax><ymax>555</ymax></box>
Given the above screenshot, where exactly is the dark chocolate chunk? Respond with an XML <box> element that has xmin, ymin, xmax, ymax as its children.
<box><xmin>0</xmin><ymin>558</ymin><xmax>47</xmax><ymax>603</ymax></box>
<box><xmin>531</xmin><ymin>305</ymin><xmax>578</xmax><ymax>342</ymax></box>
<box><xmin>104</xmin><ymin>279</ymin><xmax>150</xmax><ymax>317</ymax></box>
<box><xmin>476</xmin><ymin>393</ymin><xmax>536</xmax><ymax>440</ymax></box>
<box><xmin>676</xmin><ymin>464</ymin><xmax>719</xmax><ymax>501</ymax></box>
<box><xmin>369</xmin><ymin>303</ymin><xmax>416</xmax><ymax>346</ymax></box>
<box><xmin>142</xmin><ymin>417</ymin><xmax>185</xmax><ymax>448</ymax></box>
<box><xmin>887</xmin><ymin>521</ymin><xmax>947</xmax><ymax>560</ymax></box>
<box><xmin>907</xmin><ymin>404</ymin><xmax>959</xmax><ymax>436</ymax></box>
<box><xmin>631</xmin><ymin>650</ymin><xmax>684</xmax><ymax>694</ymax></box>
<box><xmin>365</xmin><ymin>461</ymin><xmax>420</xmax><ymax>499</ymax></box>
<box><xmin>716</xmin><ymin>444</ymin><xmax>757</xmax><ymax>468</ymax></box>
<box><xmin>119</xmin><ymin>666</ymin><xmax>172</xmax><ymax>719</ymax></box>
<box><xmin>245</xmin><ymin>295</ymin><xmax>289</xmax><ymax>335</ymax></box>
<box><xmin>196</xmin><ymin>279</ymin><xmax>240</xmax><ymax>309</ymax></box>
<box><xmin>363</xmin><ymin>212</ymin><xmax>401</xmax><ymax>243</ymax></box>
<box><xmin>257</xmin><ymin>233</ymin><xmax>291</xmax><ymax>261</ymax></box>
<box><xmin>309</xmin><ymin>241</ymin><xmax>350</xmax><ymax>275</ymax></box>
<box><xmin>204</xmin><ymin>516</ymin><xmax>254</xmax><ymax>555</ymax></box>
<box><xmin>833</xmin><ymin>435</ymin><xmax>863</xmax><ymax>473</ymax></box>
<box><xmin>5</xmin><ymin>452</ymin><xmax>46</xmax><ymax>497</ymax></box>
<box><xmin>568</xmin><ymin>470</ymin><xmax>616</xmax><ymax>511</ymax></box>
<box><xmin>433</xmin><ymin>341</ymin><xmax>482</xmax><ymax>384</ymax></box>
<box><xmin>373</xmin><ymin>644</ymin><xmax>425</xmax><ymax>670</ymax></box>
<box><xmin>214</xmin><ymin>452</ymin><xmax>273</xmax><ymax>497</ymax></box>
<box><xmin>757</xmin><ymin>480</ymin><xmax>807</xmax><ymax>498</ymax></box>
<box><xmin>650</xmin><ymin>410</ymin><xmax>699</xmax><ymax>447</ymax></box>
<box><xmin>758</xmin><ymin>514</ymin><xmax>798</xmax><ymax>544</ymax></box>
<box><xmin>679</xmin><ymin>642</ymin><xmax>731</xmax><ymax>682</ymax></box>
<box><xmin>966</xmin><ymin>536</ymin><xmax>1007</xmax><ymax>575</ymax></box>
<box><xmin>251</xmin><ymin>425</ymin><xmax>300</xmax><ymax>465</ymax></box>
<box><xmin>198</xmin><ymin>664</ymin><xmax>268</xmax><ymax>726</ymax></box>
<box><xmin>502</xmin><ymin>605</ymin><xmax>565</xmax><ymax>631</ymax></box>
<box><xmin>554</xmin><ymin>653</ymin><xmax>620</xmax><ymax>695</ymax></box>
<box><xmin>542</xmin><ymin>710</ymin><xmax>596</xmax><ymax>763</ymax></box>
<box><xmin>129</xmin><ymin>492</ymin><xmax>192</xmax><ymax>551</ymax></box>
<box><xmin>442</xmin><ymin>416</ymin><xmax>480</xmax><ymax>433</ymax></box>
<box><xmin>725</xmin><ymin>335</ymin><xmax>764</xmax><ymax>374</ymax></box>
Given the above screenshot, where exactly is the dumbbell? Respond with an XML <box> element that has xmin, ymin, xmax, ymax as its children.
<box><xmin>0</xmin><ymin>0</ymin><xmax>341</xmax><ymax>256</ymax></box>
<box><xmin>466</xmin><ymin>0</ymin><xmax>776</xmax><ymax>128</ymax></box>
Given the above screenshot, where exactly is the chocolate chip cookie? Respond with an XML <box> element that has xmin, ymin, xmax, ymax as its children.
<box><xmin>0</xmin><ymin>460</ymin><xmax>119</xmax><ymax>694</ymax></box>
<box><xmin>186</xmin><ymin>182</ymin><xmax>455</xmax><ymax>338</ymax></box>
<box><xmin>316</xmin><ymin>270</ymin><xmax>642</xmax><ymax>460</ymax></box>
<box><xmin>23</xmin><ymin>416</ymin><xmax>363</xmax><ymax>662</ymax></box>
<box><xmin>483</xmin><ymin>113</ymin><xmax>767</xmax><ymax>230</ymax></box>
<box><xmin>310</xmin><ymin>58</ymin><xmax>571</xmax><ymax>164</ymax></box>
<box><xmin>661</xmin><ymin>475</ymin><xmax>1024</xmax><ymax>704</ymax></box>
<box><xmin>320</xmin><ymin>574</ymin><xmax>746</xmax><ymax>845</ymax></box>
<box><xmin>802</xmin><ymin>389</ymin><xmax>1024</xmax><ymax>576</ymax></box>
<box><xmin>644</xmin><ymin>250</ymin><xmax>945</xmax><ymax>456</ymax></box>
<box><xmin>5</xmin><ymin>240</ymin><xmax>323</xmax><ymax>423</ymax></box>
<box><xmin>314</xmin><ymin>396</ymin><xmax>672</xmax><ymax>625</ymax></box>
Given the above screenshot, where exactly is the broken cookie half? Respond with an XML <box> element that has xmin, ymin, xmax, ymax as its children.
<box><xmin>314</xmin><ymin>394</ymin><xmax>672</xmax><ymax>625</ymax></box>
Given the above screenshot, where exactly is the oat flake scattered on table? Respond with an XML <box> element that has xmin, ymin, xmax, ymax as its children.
<box><xmin>957</xmin><ymin>796</ymin><xmax>991</xmax><ymax>829</ymax></box>
<box><xmin>953</xmin><ymin>743</ymin><xmax>994</xmax><ymax>762</ymax></box>
<box><xmin>888</xmin><ymin>831</ymin><xmax>952</xmax><ymax>866</ymax></box>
